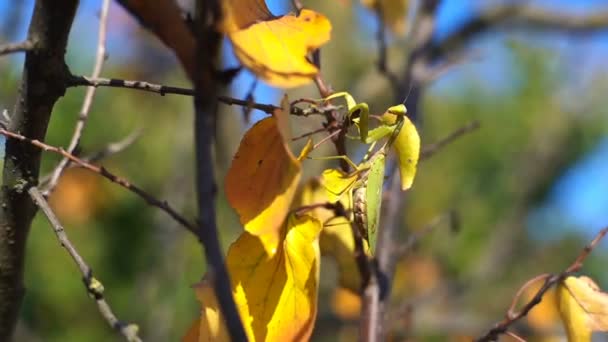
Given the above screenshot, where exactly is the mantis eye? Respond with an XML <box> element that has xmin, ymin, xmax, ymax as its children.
<box><xmin>387</xmin><ymin>104</ymin><xmax>407</xmax><ymax>116</ymax></box>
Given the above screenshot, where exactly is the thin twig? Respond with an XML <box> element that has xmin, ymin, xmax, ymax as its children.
<box><xmin>39</xmin><ymin>129</ymin><xmax>141</xmax><ymax>186</ymax></box>
<box><xmin>420</xmin><ymin>120</ymin><xmax>480</xmax><ymax>161</ymax></box>
<box><xmin>374</xmin><ymin>3</ymin><xmax>400</xmax><ymax>91</ymax></box>
<box><xmin>0</xmin><ymin>40</ymin><xmax>35</xmax><ymax>56</ymax></box>
<box><xmin>29</xmin><ymin>187</ymin><xmax>142</xmax><ymax>342</ymax></box>
<box><xmin>394</xmin><ymin>211</ymin><xmax>457</xmax><ymax>257</ymax></box>
<box><xmin>475</xmin><ymin>226</ymin><xmax>608</xmax><ymax>341</ymax></box>
<box><xmin>45</xmin><ymin>0</ymin><xmax>112</xmax><ymax>195</ymax></box>
<box><xmin>0</xmin><ymin>127</ymin><xmax>198</xmax><ymax>235</ymax></box>
<box><xmin>67</xmin><ymin>75</ymin><xmax>286</xmax><ymax>114</ymax></box>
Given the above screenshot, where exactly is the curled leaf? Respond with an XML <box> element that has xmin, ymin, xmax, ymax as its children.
<box><xmin>382</xmin><ymin>113</ymin><xmax>420</xmax><ymax>190</ymax></box>
<box><xmin>557</xmin><ymin>275</ymin><xmax>608</xmax><ymax>341</ymax></box>
<box><xmin>225</xmin><ymin>116</ymin><xmax>301</xmax><ymax>252</ymax></box>
<box><xmin>221</xmin><ymin>0</ymin><xmax>332</xmax><ymax>87</ymax></box>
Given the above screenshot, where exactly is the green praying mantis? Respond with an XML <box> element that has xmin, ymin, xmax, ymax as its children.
<box><xmin>315</xmin><ymin>92</ymin><xmax>414</xmax><ymax>254</ymax></box>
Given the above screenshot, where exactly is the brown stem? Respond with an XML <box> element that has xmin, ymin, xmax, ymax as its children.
<box><xmin>44</xmin><ymin>0</ymin><xmax>111</xmax><ymax>195</ymax></box>
<box><xmin>29</xmin><ymin>187</ymin><xmax>142</xmax><ymax>342</ymax></box>
<box><xmin>0</xmin><ymin>1</ymin><xmax>78</xmax><ymax>339</ymax></box>
<box><xmin>0</xmin><ymin>128</ymin><xmax>198</xmax><ymax>236</ymax></box>
<box><xmin>193</xmin><ymin>1</ymin><xmax>248</xmax><ymax>340</ymax></box>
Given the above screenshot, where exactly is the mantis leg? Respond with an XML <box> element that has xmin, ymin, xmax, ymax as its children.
<box><xmin>309</xmin><ymin>154</ymin><xmax>360</xmax><ymax>171</ymax></box>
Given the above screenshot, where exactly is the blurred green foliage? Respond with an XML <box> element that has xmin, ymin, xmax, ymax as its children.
<box><xmin>1</xmin><ymin>1</ymin><xmax>607</xmax><ymax>341</ymax></box>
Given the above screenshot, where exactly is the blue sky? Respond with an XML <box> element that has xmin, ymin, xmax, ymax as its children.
<box><xmin>1</xmin><ymin>0</ymin><xmax>607</xmax><ymax>239</ymax></box>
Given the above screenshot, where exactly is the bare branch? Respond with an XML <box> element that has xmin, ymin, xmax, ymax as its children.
<box><xmin>39</xmin><ymin>129</ymin><xmax>141</xmax><ymax>185</ymax></box>
<box><xmin>192</xmin><ymin>0</ymin><xmax>248</xmax><ymax>339</ymax></box>
<box><xmin>0</xmin><ymin>127</ymin><xmax>198</xmax><ymax>236</ymax></box>
<box><xmin>0</xmin><ymin>40</ymin><xmax>35</xmax><ymax>56</ymax></box>
<box><xmin>374</xmin><ymin>3</ymin><xmax>400</xmax><ymax>92</ymax></box>
<box><xmin>68</xmin><ymin>75</ymin><xmax>286</xmax><ymax>114</ymax></box>
<box><xmin>28</xmin><ymin>187</ymin><xmax>142</xmax><ymax>342</ymax></box>
<box><xmin>420</xmin><ymin>120</ymin><xmax>481</xmax><ymax>161</ymax></box>
<box><xmin>369</xmin><ymin>2</ymin><xmax>442</xmax><ymax>341</ymax></box>
<box><xmin>45</xmin><ymin>0</ymin><xmax>111</xmax><ymax>195</ymax></box>
<box><xmin>475</xmin><ymin>226</ymin><xmax>608</xmax><ymax>341</ymax></box>
<box><xmin>429</xmin><ymin>4</ymin><xmax>608</xmax><ymax>62</ymax></box>
<box><xmin>0</xmin><ymin>1</ymin><xmax>78</xmax><ymax>339</ymax></box>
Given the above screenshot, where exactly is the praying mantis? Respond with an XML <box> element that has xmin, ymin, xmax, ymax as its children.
<box><xmin>315</xmin><ymin>92</ymin><xmax>415</xmax><ymax>254</ymax></box>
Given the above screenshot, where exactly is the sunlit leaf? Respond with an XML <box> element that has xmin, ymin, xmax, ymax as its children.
<box><xmin>382</xmin><ymin>113</ymin><xmax>420</xmax><ymax>190</ymax></box>
<box><xmin>225</xmin><ymin>116</ymin><xmax>302</xmax><ymax>252</ymax></box>
<box><xmin>299</xmin><ymin>179</ymin><xmax>363</xmax><ymax>292</ymax></box>
<box><xmin>274</xmin><ymin>94</ymin><xmax>292</xmax><ymax>141</ymax></box>
<box><xmin>320</xmin><ymin>169</ymin><xmax>358</xmax><ymax>203</ymax></box>
<box><xmin>189</xmin><ymin>215</ymin><xmax>322</xmax><ymax>341</ymax></box>
<box><xmin>229</xmin><ymin>215</ymin><xmax>321</xmax><ymax>341</ymax></box>
<box><xmin>221</xmin><ymin>1</ymin><xmax>332</xmax><ymax>88</ymax></box>
<box><xmin>360</xmin><ymin>0</ymin><xmax>409</xmax><ymax>35</ymax></box>
<box><xmin>557</xmin><ymin>275</ymin><xmax>608</xmax><ymax>342</ymax></box>
<box><xmin>524</xmin><ymin>284</ymin><xmax>559</xmax><ymax>331</ymax></box>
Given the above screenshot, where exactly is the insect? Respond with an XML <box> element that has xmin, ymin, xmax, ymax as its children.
<box><xmin>316</xmin><ymin>92</ymin><xmax>411</xmax><ymax>254</ymax></box>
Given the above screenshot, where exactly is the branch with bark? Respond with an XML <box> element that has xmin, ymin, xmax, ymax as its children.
<box><xmin>0</xmin><ymin>1</ymin><xmax>78</xmax><ymax>339</ymax></box>
<box><xmin>29</xmin><ymin>187</ymin><xmax>142</xmax><ymax>342</ymax></box>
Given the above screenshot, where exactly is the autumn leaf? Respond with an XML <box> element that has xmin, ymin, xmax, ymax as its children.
<box><xmin>381</xmin><ymin>112</ymin><xmax>420</xmax><ymax>190</ymax></box>
<box><xmin>320</xmin><ymin>168</ymin><xmax>358</xmax><ymax>203</ymax></box>
<box><xmin>360</xmin><ymin>0</ymin><xmax>409</xmax><ymax>35</ymax></box>
<box><xmin>225</xmin><ymin>116</ymin><xmax>302</xmax><ymax>252</ymax></box>
<box><xmin>220</xmin><ymin>0</ymin><xmax>332</xmax><ymax>87</ymax></box>
<box><xmin>557</xmin><ymin>275</ymin><xmax>608</xmax><ymax>341</ymax></box>
<box><xmin>299</xmin><ymin>179</ymin><xmax>364</xmax><ymax>292</ymax></box>
<box><xmin>118</xmin><ymin>0</ymin><xmax>196</xmax><ymax>79</ymax></box>
<box><xmin>187</xmin><ymin>215</ymin><xmax>322</xmax><ymax>342</ymax></box>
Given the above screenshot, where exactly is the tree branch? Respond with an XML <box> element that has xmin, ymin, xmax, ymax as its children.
<box><xmin>0</xmin><ymin>127</ymin><xmax>198</xmax><ymax>236</ymax></box>
<box><xmin>475</xmin><ymin>226</ymin><xmax>608</xmax><ymax>341</ymax></box>
<box><xmin>44</xmin><ymin>0</ymin><xmax>111</xmax><ymax>196</ymax></box>
<box><xmin>0</xmin><ymin>40</ymin><xmax>35</xmax><ymax>56</ymax></box>
<box><xmin>28</xmin><ymin>187</ymin><xmax>142</xmax><ymax>342</ymax></box>
<box><xmin>365</xmin><ymin>1</ymin><xmax>442</xmax><ymax>341</ymax></box>
<box><xmin>0</xmin><ymin>1</ymin><xmax>78</xmax><ymax>339</ymax></box>
<box><xmin>193</xmin><ymin>0</ymin><xmax>248</xmax><ymax>340</ymax></box>
<box><xmin>68</xmin><ymin>75</ymin><xmax>285</xmax><ymax>114</ymax></box>
<box><xmin>429</xmin><ymin>3</ymin><xmax>608</xmax><ymax>62</ymax></box>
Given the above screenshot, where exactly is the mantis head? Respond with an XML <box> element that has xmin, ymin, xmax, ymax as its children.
<box><xmin>387</xmin><ymin>104</ymin><xmax>407</xmax><ymax>116</ymax></box>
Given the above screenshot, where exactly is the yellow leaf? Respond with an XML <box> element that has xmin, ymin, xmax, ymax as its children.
<box><xmin>225</xmin><ymin>116</ymin><xmax>301</xmax><ymax>252</ymax></box>
<box><xmin>299</xmin><ymin>179</ymin><xmax>363</xmax><ymax>292</ymax></box>
<box><xmin>190</xmin><ymin>279</ymin><xmax>232</xmax><ymax>341</ymax></box>
<box><xmin>382</xmin><ymin>113</ymin><xmax>420</xmax><ymax>190</ymax></box>
<box><xmin>274</xmin><ymin>94</ymin><xmax>292</xmax><ymax>141</ymax></box>
<box><xmin>360</xmin><ymin>0</ymin><xmax>409</xmax><ymax>35</ymax></box>
<box><xmin>523</xmin><ymin>284</ymin><xmax>559</xmax><ymax>331</ymax></box>
<box><xmin>229</xmin><ymin>215</ymin><xmax>321</xmax><ymax>341</ymax></box>
<box><xmin>222</xmin><ymin>2</ymin><xmax>332</xmax><ymax>88</ymax></box>
<box><xmin>191</xmin><ymin>215</ymin><xmax>322</xmax><ymax>341</ymax></box>
<box><xmin>557</xmin><ymin>275</ymin><xmax>608</xmax><ymax>341</ymax></box>
<box><xmin>320</xmin><ymin>169</ymin><xmax>358</xmax><ymax>203</ymax></box>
